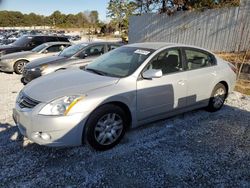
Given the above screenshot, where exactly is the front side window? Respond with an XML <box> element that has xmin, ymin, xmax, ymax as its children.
<box><xmin>59</xmin><ymin>43</ymin><xmax>87</xmax><ymax>58</ymax></box>
<box><xmin>185</xmin><ymin>49</ymin><xmax>216</xmax><ymax>70</ymax></box>
<box><xmin>32</xmin><ymin>43</ymin><xmax>47</xmax><ymax>52</ymax></box>
<box><xmin>145</xmin><ymin>49</ymin><xmax>182</xmax><ymax>75</ymax></box>
<box><xmin>85</xmin><ymin>45</ymin><xmax>105</xmax><ymax>56</ymax></box>
<box><xmin>46</xmin><ymin>45</ymin><xmax>65</xmax><ymax>53</ymax></box>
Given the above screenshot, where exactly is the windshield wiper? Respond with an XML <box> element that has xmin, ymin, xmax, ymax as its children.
<box><xmin>85</xmin><ymin>68</ymin><xmax>107</xmax><ymax>76</ymax></box>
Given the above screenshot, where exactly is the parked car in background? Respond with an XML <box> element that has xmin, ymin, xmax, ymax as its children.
<box><xmin>0</xmin><ymin>35</ymin><xmax>70</xmax><ymax>57</ymax></box>
<box><xmin>0</xmin><ymin>42</ymin><xmax>71</xmax><ymax>74</ymax></box>
<box><xmin>13</xmin><ymin>42</ymin><xmax>236</xmax><ymax>150</ymax></box>
<box><xmin>21</xmin><ymin>42</ymin><xmax>122</xmax><ymax>84</ymax></box>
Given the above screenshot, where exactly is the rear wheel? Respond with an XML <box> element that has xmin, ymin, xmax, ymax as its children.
<box><xmin>206</xmin><ymin>83</ymin><xmax>227</xmax><ymax>112</ymax></box>
<box><xmin>14</xmin><ymin>60</ymin><xmax>28</xmax><ymax>74</ymax></box>
<box><xmin>84</xmin><ymin>104</ymin><xmax>127</xmax><ymax>150</ymax></box>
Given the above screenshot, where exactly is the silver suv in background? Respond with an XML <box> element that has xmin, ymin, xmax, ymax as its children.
<box><xmin>0</xmin><ymin>42</ymin><xmax>71</xmax><ymax>74</ymax></box>
<box><xmin>21</xmin><ymin>42</ymin><xmax>121</xmax><ymax>84</ymax></box>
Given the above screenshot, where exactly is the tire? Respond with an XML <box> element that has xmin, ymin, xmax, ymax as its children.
<box><xmin>206</xmin><ymin>83</ymin><xmax>227</xmax><ymax>112</ymax></box>
<box><xmin>84</xmin><ymin>104</ymin><xmax>127</xmax><ymax>151</ymax></box>
<box><xmin>14</xmin><ymin>60</ymin><xmax>28</xmax><ymax>74</ymax></box>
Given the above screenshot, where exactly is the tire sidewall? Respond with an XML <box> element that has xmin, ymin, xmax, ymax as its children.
<box><xmin>14</xmin><ymin>60</ymin><xmax>27</xmax><ymax>74</ymax></box>
<box><xmin>207</xmin><ymin>83</ymin><xmax>227</xmax><ymax>112</ymax></box>
<box><xmin>84</xmin><ymin>104</ymin><xmax>127</xmax><ymax>150</ymax></box>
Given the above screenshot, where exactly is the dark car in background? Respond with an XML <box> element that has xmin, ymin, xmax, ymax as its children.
<box><xmin>0</xmin><ymin>35</ymin><xmax>70</xmax><ymax>56</ymax></box>
<box><xmin>22</xmin><ymin>42</ymin><xmax>122</xmax><ymax>84</ymax></box>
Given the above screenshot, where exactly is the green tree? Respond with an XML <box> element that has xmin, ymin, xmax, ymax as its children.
<box><xmin>107</xmin><ymin>0</ymin><xmax>137</xmax><ymax>32</ymax></box>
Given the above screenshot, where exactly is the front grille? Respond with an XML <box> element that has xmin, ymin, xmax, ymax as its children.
<box><xmin>18</xmin><ymin>93</ymin><xmax>40</xmax><ymax>109</ymax></box>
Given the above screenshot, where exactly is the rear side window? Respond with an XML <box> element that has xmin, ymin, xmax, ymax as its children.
<box><xmin>29</xmin><ymin>37</ymin><xmax>45</xmax><ymax>47</ymax></box>
<box><xmin>57</xmin><ymin>37</ymin><xmax>70</xmax><ymax>42</ymax></box>
<box><xmin>185</xmin><ymin>49</ymin><xmax>216</xmax><ymax>70</ymax></box>
<box><xmin>46</xmin><ymin>45</ymin><xmax>67</xmax><ymax>53</ymax></box>
<box><xmin>108</xmin><ymin>44</ymin><xmax>120</xmax><ymax>51</ymax></box>
<box><xmin>45</xmin><ymin>36</ymin><xmax>59</xmax><ymax>42</ymax></box>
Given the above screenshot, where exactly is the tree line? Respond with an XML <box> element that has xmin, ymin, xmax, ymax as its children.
<box><xmin>0</xmin><ymin>10</ymin><xmax>99</xmax><ymax>28</ymax></box>
<box><xmin>107</xmin><ymin>0</ymin><xmax>240</xmax><ymax>32</ymax></box>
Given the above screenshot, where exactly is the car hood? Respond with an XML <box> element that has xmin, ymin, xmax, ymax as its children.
<box><xmin>1</xmin><ymin>51</ymin><xmax>35</xmax><ymax>59</ymax></box>
<box><xmin>26</xmin><ymin>55</ymin><xmax>67</xmax><ymax>69</ymax></box>
<box><xmin>22</xmin><ymin>68</ymin><xmax>119</xmax><ymax>102</ymax></box>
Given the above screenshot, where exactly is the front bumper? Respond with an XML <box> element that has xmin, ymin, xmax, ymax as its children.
<box><xmin>22</xmin><ymin>68</ymin><xmax>42</xmax><ymax>83</ymax></box>
<box><xmin>13</xmin><ymin>103</ymin><xmax>89</xmax><ymax>147</ymax></box>
<box><xmin>0</xmin><ymin>61</ymin><xmax>14</xmax><ymax>72</ymax></box>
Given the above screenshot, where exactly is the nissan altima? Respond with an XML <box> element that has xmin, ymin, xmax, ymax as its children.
<box><xmin>13</xmin><ymin>43</ymin><xmax>236</xmax><ymax>150</ymax></box>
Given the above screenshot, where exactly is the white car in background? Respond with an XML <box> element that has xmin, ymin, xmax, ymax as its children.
<box><xmin>13</xmin><ymin>42</ymin><xmax>236</xmax><ymax>150</ymax></box>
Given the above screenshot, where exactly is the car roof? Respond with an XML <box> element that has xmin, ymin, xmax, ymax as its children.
<box><xmin>76</xmin><ymin>41</ymin><xmax>122</xmax><ymax>46</ymax></box>
<box><xmin>44</xmin><ymin>41</ymin><xmax>71</xmax><ymax>46</ymax></box>
<box><xmin>126</xmin><ymin>42</ymin><xmax>212</xmax><ymax>52</ymax></box>
<box><xmin>22</xmin><ymin>34</ymin><xmax>68</xmax><ymax>38</ymax></box>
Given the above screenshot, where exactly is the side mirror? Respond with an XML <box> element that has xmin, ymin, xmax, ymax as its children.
<box><xmin>43</xmin><ymin>50</ymin><xmax>48</xmax><ymax>54</ymax></box>
<box><xmin>142</xmin><ymin>69</ymin><xmax>163</xmax><ymax>79</ymax></box>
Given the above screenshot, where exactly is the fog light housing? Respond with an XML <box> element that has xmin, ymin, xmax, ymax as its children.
<box><xmin>32</xmin><ymin>132</ymin><xmax>51</xmax><ymax>141</ymax></box>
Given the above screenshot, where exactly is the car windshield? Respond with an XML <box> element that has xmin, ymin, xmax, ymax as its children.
<box><xmin>31</xmin><ymin>43</ymin><xmax>47</xmax><ymax>52</ymax></box>
<box><xmin>12</xmin><ymin>36</ymin><xmax>32</xmax><ymax>47</ymax></box>
<box><xmin>85</xmin><ymin>47</ymin><xmax>155</xmax><ymax>78</ymax></box>
<box><xmin>59</xmin><ymin>43</ymin><xmax>87</xmax><ymax>58</ymax></box>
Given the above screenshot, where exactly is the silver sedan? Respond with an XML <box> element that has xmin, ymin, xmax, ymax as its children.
<box><xmin>0</xmin><ymin>42</ymin><xmax>71</xmax><ymax>74</ymax></box>
<box><xmin>13</xmin><ymin>42</ymin><xmax>236</xmax><ymax>150</ymax></box>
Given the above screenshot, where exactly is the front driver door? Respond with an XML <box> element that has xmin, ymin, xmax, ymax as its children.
<box><xmin>136</xmin><ymin>48</ymin><xmax>188</xmax><ymax>121</ymax></box>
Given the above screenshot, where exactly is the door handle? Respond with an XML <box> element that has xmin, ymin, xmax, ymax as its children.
<box><xmin>177</xmin><ymin>80</ymin><xmax>185</xmax><ymax>86</ymax></box>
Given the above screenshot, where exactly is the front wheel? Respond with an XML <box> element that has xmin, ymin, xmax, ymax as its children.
<box><xmin>206</xmin><ymin>83</ymin><xmax>227</xmax><ymax>112</ymax></box>
<box><xmin>84</xmin><ymin>104</ymin><xmax>127</xmax><ymax>150</ymax></box>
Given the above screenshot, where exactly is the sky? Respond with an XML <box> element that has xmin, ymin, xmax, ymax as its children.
<box><xmin>0</xmin><ymin>0</ymin><xmax>110</xmax><ymax>21</ymax></box>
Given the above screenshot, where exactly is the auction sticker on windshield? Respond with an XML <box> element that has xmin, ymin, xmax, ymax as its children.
<box><xmin>134</xmin><ymin>49</ymin><xmax>151</xmax><ymax>55</ymax></box>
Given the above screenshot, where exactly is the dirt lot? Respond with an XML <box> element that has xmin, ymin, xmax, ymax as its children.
<box><xmin>0</xmin><ymin>72</ymin><xmax>250</xmax><ymax>187</ymax></box>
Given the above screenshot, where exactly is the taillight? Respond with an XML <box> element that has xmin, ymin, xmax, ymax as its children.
<box><xmin>227</xmin><ymin>63</ymin><xmax>237</xmax><ymax>74</ymax></box>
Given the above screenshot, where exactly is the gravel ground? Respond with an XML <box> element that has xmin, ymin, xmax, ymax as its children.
<box><xmin>0</xmin><ymin>72</ymin><xmax>250</xmax><ymax>187</ymax></box>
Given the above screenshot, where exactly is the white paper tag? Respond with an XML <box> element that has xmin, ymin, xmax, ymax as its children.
<box><xmin>134</xmin><ymin>49</ymin><xmax>150</xmax><ymax>55</ymax></box>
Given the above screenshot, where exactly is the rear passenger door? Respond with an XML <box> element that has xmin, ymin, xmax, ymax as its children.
<box><xmin>183</xmin><ymin>48</ymin><xmax>217</xmax><ymax>106</ymax></box>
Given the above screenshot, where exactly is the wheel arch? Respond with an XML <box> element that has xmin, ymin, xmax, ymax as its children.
<box><xmin>13</xmin><ymin>59</ymin><xmax>29</xmax><ymax>68</ymax></box>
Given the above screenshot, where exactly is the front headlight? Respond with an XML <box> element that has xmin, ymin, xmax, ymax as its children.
<box><xmin>39</xmin><ymin>95</ymin><xmax>84</xmax><ymax>116</ymax></box>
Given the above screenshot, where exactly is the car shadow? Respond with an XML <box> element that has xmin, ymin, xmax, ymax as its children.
<box><xmin>0</xmin><ymin>103</ymin><xmax>250</xmax><ymax>186</ymax></box>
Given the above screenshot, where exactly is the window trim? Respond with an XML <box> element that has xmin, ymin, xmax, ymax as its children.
<box><xmin>181</xmin><ymin>47</ymin><xmax>217</xmax><ymax>71</ymax></box>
